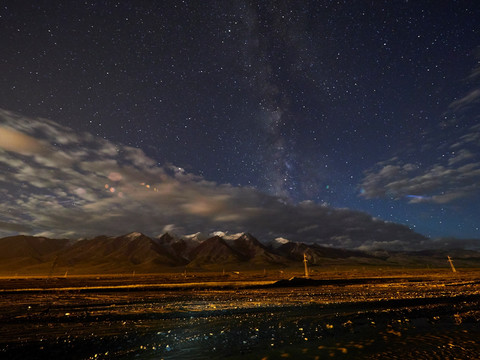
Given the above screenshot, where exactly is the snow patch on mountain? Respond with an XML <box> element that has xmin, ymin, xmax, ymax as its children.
<box><xmin>270</xmin><ymin>237</ymin><xmax>290</xmax><ymax>248</ymax></box>
<box><xmin>212</xmin><ymin>231</ymin><xmax>245</xmax><ymax>240</ymax></box>
<box><xmin>124</xmin><ymin>232</ymin><xmax>143</xmax><ymax>240</ymax></box>
<box><xmin>184</xmin><ymin>232</ymin><xmax>207</xmax><ymax>242</ymax></box>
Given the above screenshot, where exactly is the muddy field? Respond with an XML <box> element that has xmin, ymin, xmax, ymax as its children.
<box><xmin>1</xmin><ymin>270</ymin><xmax>480</xmax><ymax>359</ymax></box>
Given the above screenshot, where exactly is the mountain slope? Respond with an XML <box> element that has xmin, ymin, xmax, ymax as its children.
<box><xmin>156</xmin><ymin>232</ymin><xmax>203</xmax><ymax>263</ymax></box>
<box><xmin>275</xmin><ymin>241</ymin><xmax>385</xmax><ymax>267</ymax></box>
<box><xmin>1</xmin><ymin>232</ymin><xmax>480</xmax><ymax>275</ymax></box>
<box><xmin>187</xmin><ymin>236</ymin><xmax>246</xmax><ymax>268</ymax></box>
<box><xmin>0</xmin><ymin>235</ymin><xmax>69</xmax><ymax>259</ymax></box>
<box><xmin>229</xmin><ymin>233</ymin><xmax>286</xmax><ymax>266</ymax></box>
<box><xmin>0</xmin><ymin>235</ymin><xmax>69</xmax><ymax>272</ymax></box>
<box><xmin>55</xmin><ymin>232</ymin><xmax>178</xmax><ymax>273</ymax></box>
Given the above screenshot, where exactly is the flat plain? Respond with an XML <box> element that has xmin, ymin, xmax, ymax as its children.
<box><xmin>1</xmin><ymin>268</ymin><xmax>479</xmax><ymax>359</ymax></box>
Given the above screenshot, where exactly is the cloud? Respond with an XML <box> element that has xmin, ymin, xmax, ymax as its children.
<box><xmin>0</xmin><ymin>126</ymin><xmax>50</xmax><ymax>155</ymax></box>
<box><xmin>361</xmin><ymin>121</ymin><xmax>480</xmax><ymax>203</ymax></box>
<box><xmin>450</xmin><ymin>51</ymin><xmax>480</xmax><ymax>112</ymax></box>
<box><xmin>0</xmin><ymin>109</ymin><xmax>429</xmax><ymax>250</ymax></box>
<box><xmin>360</xmin><ymin>156</ymin><xmax>480</xmax><ymax>204</ymax></box>
<box><xmin>449</xmin><ymin>89</ymin><xmax>480</xmax><ymax>111</ymax></box>
<box><xmin>448</xmin><ymin>149</ymin><xmax>475</xmax><ymax>165</ymax></box>
<box><xmin>0</xmin><ymin>220</ymin><xmax>32</xmax><ymax>233</ymax></box>
<box><xmin>361</xmin><ymin>58</ymin><xmax>480</xmax><ymax>206</ymax></box>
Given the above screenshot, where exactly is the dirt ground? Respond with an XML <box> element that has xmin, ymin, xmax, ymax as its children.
<box><xmin>1</xmin><ymin>269</ymin><xmax>479</xmax><ymax>359</ymax></box>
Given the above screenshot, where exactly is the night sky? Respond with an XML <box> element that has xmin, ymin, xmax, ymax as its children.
<box><xmin>1</xmin><ymin>1</ymin><xmax>480</xmax><ymax>249</ymax></box>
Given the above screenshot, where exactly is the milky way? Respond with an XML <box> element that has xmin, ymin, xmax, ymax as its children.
<box><xmin>1</xmin><ymin>1</ymin><xmax>480</xmax><ymax>242</ymax></box>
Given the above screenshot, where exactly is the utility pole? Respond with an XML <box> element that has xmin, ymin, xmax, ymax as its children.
<box><xmin>447</xmin><ymin>256</ymin><xmax>456</xmax><ymax>273</ymax></box>
<box><xmin>303</xmin><ymin>253</ymin><xmax>309</xmax><ymax>278</ymax></box>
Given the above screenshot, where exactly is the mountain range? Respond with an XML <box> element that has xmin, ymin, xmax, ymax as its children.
<box><xmin>1</xmin><ymin>232</ymin><xmax>480</xmax><ymax>275</ymax></box>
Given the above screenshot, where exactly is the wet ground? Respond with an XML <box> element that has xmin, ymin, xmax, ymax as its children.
<box><xmin>1</xmin><ymin>271</ymin><xmax>479</xmax><ymax>359</ymax></box>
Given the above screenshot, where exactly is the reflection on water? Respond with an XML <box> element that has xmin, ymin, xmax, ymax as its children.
<box><xmin>72</xmin><ymin>305</ymin><xmax>479</xmax><ymax>359</ymax></box>
<box><xmin>94</xmin><ymin>307</ymin><xmax>479</xmax><ymax>359</ymax></box>
<box><xmin>1</xmin><ymin>280</ymin><xmax>480</xmax><ymax>359</ymax></box>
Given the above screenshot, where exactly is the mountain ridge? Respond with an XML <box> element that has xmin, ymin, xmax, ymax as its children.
<box><xmin>1</xmin><ymin>232</ymin><xmax>479</xmax><ymax>275</ymax></box>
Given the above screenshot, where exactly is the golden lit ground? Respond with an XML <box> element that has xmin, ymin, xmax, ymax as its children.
<box><xmin>1</xmin><ymin>269</ymin><xmax>479</xmax><ymax>359</ymax></box>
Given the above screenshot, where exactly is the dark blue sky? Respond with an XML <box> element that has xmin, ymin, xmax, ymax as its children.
<box><xmin>1</xmin><ymin>1</ymin><xmax>480</xmax><ymax>242</ymax></box>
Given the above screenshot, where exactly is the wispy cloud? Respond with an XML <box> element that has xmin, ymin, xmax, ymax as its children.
<box><xmin>450</xmin><ymin>53</ymin><xmax>480</xmax><ymax>112</ymax></box>
<box><xmin>449</xmin><ymin>89</ymin><xmax>480</xmax><ymax>111</ymax></box>
<box><xmin>360</xmin><ymin>158</ymin><xmax>480</xmax><ymax>204</ymax></box>
<box><xmin>0</xmin><ymin>109</ymin><xmax>427</xmax><ymax>250</ymax></box>
<box><xmin>360</xmin><ymin>145</ymin><xmax>480</xmax><ymax>205</ymax></box>
<box><xmin>360</xmin><ymin>58</ymin><xmax>480</xmax><ymax>206</ymax></box>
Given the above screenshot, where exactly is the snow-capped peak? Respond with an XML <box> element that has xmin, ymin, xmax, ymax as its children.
<box><xmin>124</xmin><ymin>232</ymin><xmax>143</xmax><ymax>240</ymax></box>
<box><xmin>223</xmin><ymin>232</ymin><xmax>245</xmax><ymax>241</ymax></box>
<box><xmin>211</xmin><ymin>231</ymin><xmax>227</xmax><ymax>238</ymax></box>
<box><xmin>210</xmin><ymin>231</ymin><xmax>246</xmax><ymax>244</ymax></box>
<box><xmin>270</xmin><ymin>237</ymin><xmax>290</xmax><ymax>248</ymax></box>
<box><xmin>184</xmin><ymin>232</ymin><xmax>206</xmax><ymax>242</ymax></box>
